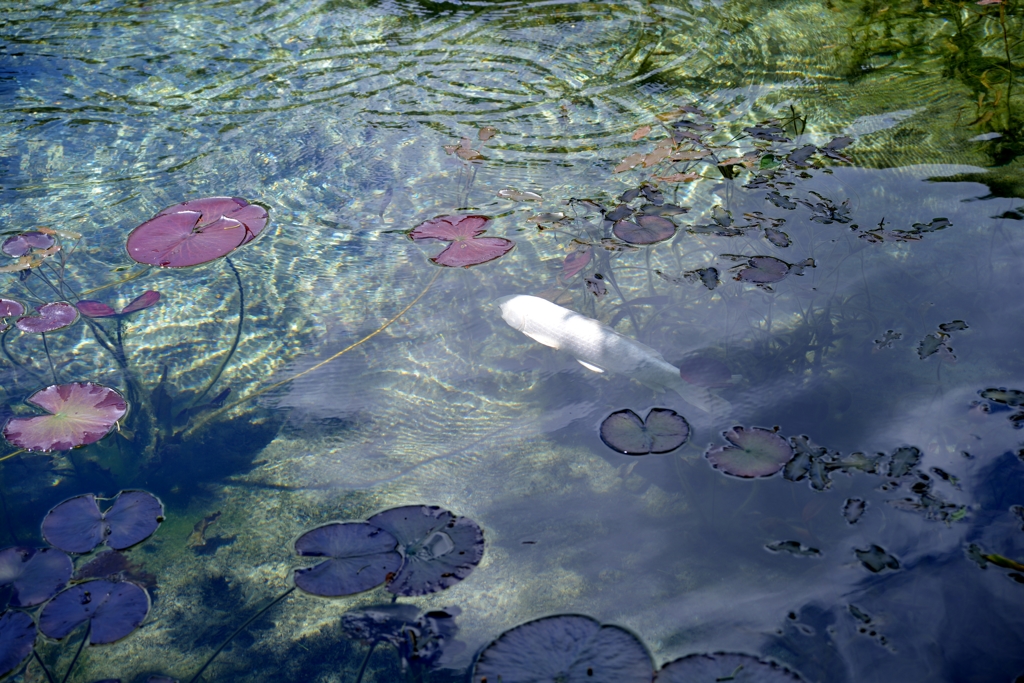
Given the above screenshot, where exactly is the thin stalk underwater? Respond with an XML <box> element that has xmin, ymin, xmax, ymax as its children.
<box><xmin>191</xmin><ymin>256</ymin><xmax>244</xmax><ymax>407</ymax></box>
<box><xmin>60</xmin><ymin>622</ymin><xmax>90</xmax><ymax>683</ymax></box>
<box><xmin>352</xmin><ymin>640</ymin><xmax>378</xmax><ymax>683</ymax></box>
<box><xmin>32</xmin><ymin>651</ymin><xmax>56</xmax><ymax>683</ymax></box>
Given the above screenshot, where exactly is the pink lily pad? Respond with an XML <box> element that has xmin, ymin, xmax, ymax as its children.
<box><xmin>563</xmin><ymin>247</ymin><xmax>592</xmax><ymax>278</ymax></box>
<box><xmin>409</xmin><ymin>215</ymin><xmax>515</xmax><ymax>268</ymax></box>
<box><xmin>2</xmin><ymin>231</ymin><xmax>55</xmax><ymax>257</ymax></box>
<box><xmin>38</xmin><ymin>579</ymin><xmax>150</xmax><ymax>644</ymax></box>
<box><xmin>705</xmin><ymin>426</ymin><xmax>794</xmax><ymax>478</ymax></box>
<box><xmin>2</xmin><ymin>383</ymin><xmax>128</xmax><ymax>452</ymax></box>
<box><xmin>125</xmin><ymin>197</ymin><xmax>268</xmax><ymax>268</ymax></box>
<box><xmin>15</xmin><ymin>301</ymin><xmax>78</xmax><ymax>333</ymax></box>
<box><xmin>77</xmin><ymin>290</ymin><xmax>160</xmax><ymax>318</ymax></box>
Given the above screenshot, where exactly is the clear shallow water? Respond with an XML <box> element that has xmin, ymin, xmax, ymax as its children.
<box><xmin>2</xmin><ymin>0</ymin><xmax>1024</xmax><ymax>681</ymax></box>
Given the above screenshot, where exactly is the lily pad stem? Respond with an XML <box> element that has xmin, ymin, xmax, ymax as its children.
<box><xmin>41</xmin><ymin>332</ymin><xmax>58</xmax><ymax>384</ymax></box>
<box><xmin>187</xmin><ymin>586</ymin><xmax>295</xmax><ymax>683</ymax></box>
<box><xmin>352</xmin><ymin>640</ymin><xmax>377</xmax><ymax>683</ymax></box>
<box><xmin>61</xmin><ymin>622</ymin><xmax>89</xmax><ymax>683</ymax></box>
<box><xmin>191</xmin><ymin>256</ymin><xmax>244</xmax><ymax>407</ymax></box>
<box><xmin>32</xmin><ymin>650</ymin><xmax>56</xmax><ymax>683</ymax></box>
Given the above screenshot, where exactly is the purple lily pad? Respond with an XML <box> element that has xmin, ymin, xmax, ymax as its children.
<box><xmin>126</xmin><ymin>197</ymin><xmax>268</xmax><ymax>268</ymax></box>
<box><xmin>0</xmin><ymin>610</ymin><xmax>36</xmax><ymax>678</ymax></box>
<box><xmin>656</xmin><ymin>653</ymin><xmax>804</xmax><ymax>682</ymax></box>
<box><xmin>42</xmin><ymin>491</ymin><xmax>163</xmax><ymax>554</ymax></box>
<box><xmin>736</xmin><ymin>256</ymin><xmax>790</xmax><ymax>284</ymax></box>
<box><xmin>600</xmin><ymin>408</ymin><xmax>690</xmax><ymax>455</ymax></box>
<box><xmin>15</xmin><ymin>301</ymin><xmax>78</xmax><ymax>334</ymax></box>
<box><xmin>77</xmin><ymin>291</ymin><xmax>161</xmax><ymax>318</ymax></box>
<box><xmin>38</xmin><ymin>580</ymin><xmax>150</xmax><ymax>644</ymax></box>
<box><xmin>3</xmin><ymin>383</ymin><xmax>128</xmax><ymax>453</ymax></box>
<box><xmin>409</xmin><ymin>215</ymin><xmax>514</xmax><ymax>268</ymax></box>
<box><xmin>678</xmin><ymin>357</ymin><xmax>733</xmax><ymax>388</ymax></box>
<box><xmin>0</xmin><ymin>547</ymin><xmax>73</xmax><ymax>607</ymax></box>
<box><xmin>2</xmin><ymin>231</ymin><xmax>55</xmax><ymax>257</ymax></box>
<box><xmin>0</xmin><ymin>298</ymin><xmax>25</xmax><ymax>333</ymax></box>
<box><xmin>613</xmin><ymin>215</ymin><xmax>676</xmax><ymax>245</ymax></box>
<box><xmin>472</xmin><ymin>614</ymin><xmax>653</xmax><ymax>683</ymax></box>
<box><xmin>367</xmin><ymin>506</ymin><xmax>484</xmax><ymax>597</ymax></box>
<box><xmin>293</xmin><ymin>522</ymin><xmax>402</xmax><ymax>597</ymax></box>
<box><xmin>705</xmin><ymin>426</ymin><xmax>794</xmax><ymax>478</ymax></box>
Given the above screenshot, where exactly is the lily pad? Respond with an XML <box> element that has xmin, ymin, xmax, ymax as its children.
<box><xmin>0</xmin><ymin>298</ymin><xmax>25</xmax><ymax>333</ymax></box>
<box><xmin>736</xmin><ymin>256</ymin><xmax>790</xmax><ymax>285</ymax></box>
<box><xmin>15</xmin><ymin>301</ymin><xmax>78</xmax><ymax>334</ymax></box>
<box><xmin>0</xmin><ymin>610</ymin><xmax>35</xmax><ymax>678</ymax></box>
<box><xmin>42</xmin><ymin>490</ymin><xmax>164</xmax><ymax>553</ymax></box>
<box><xmin>705</xmin><ymin>426</ymin><xmax>794</xmax><ymax>478</ymax></box>
<box><xmin>3</xmin><ymin>383</ymin><xmax>128</xmax><ymax>453</ymax></box>
<box><xmin>293</xmin><ymin>522</ymin><xmax>402</xmax><ymax>597</ymax></box>
<box><xmin>0</xmin><ymin>546</ymin><xmax>73</xmax><ymax>606</ymax></box>
<box><xmin>409</xmin><ymin>215</ymin><xmax>514</xmax><ymax>268</ymax></box>
<box><xmin>77</xmin><ymin>291</ymin><xmax>160</xmax><ymax>319</ymax></box>
<box><xmin>657</xmin><ymin>653</ymin><xmax>804</xmax><ymax>682</ymax></box>
<box><xmin>472</xmin><ymin>614</ymin><xmax>653</xmax><ymax>683</ymax></box>
<box><xmin>980</xmin><ymin>388</ymin><xmax>1024</xmax><ymax>406</ymax></box>
<box><xmin>855</xmin><ymin>545</ymin><xmax>900</xmax><ymax>573</ymax></box>
<box><xmin>613</xmin><ymin>216</ymin><xmax>676</xmax><ymax>245</ymax></box>
<box><xmin>600</xmin><ymin>408</ymin><xmax>690</xmax><ymax>455</ymax></box>
<box><xmin>126</xmin><ymin>197</ymin><xmax>268</xmax><ymax>268</ymax></box>
<box><xmin>2</xmin><ymin>231</ymin><xmax>55</xmax><ymax>257</ymax></box>
<box><xmin>367</xmin><ymin>506</ymin><xmax>484</xmax><ymax>597</ymax></box>
<box><xmin>38</xmin><ymin>580</ymin><xmax>150</xmax><ymax>644</ymax></box>
<box><xmin>563</xmin><ymin>248</ymin><xmax>592</xmax><ymax>278</ymax></box>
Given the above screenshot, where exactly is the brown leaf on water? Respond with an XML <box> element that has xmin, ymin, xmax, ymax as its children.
<box><xmin>643</xmin><ymin>145</ymin><xmax>671</xmax><ymax>167</ymax></box>
<box><xmin>631</xmin><ymin>125</ymin><xmax>652</xmax><ymax>140</ymax></box>
<box><xmin>457</xmin><ymin>147</ymin><xmax>484</xmax><ymax>160</ymax></box>
<box><xmin>654</xmin><ymin>172</ymin><xmax>700</xmax><ymax>183</ymax></box>
<box><xmin>655</xmin><ymin>109</ymin><xmax>686</xmax><ymax>122</ymax></box>
<box><xmin>614</xmin><ymin>152</ymin><xmax>645</xmax><ymax>173</ymax></box>
<box><xmin>442</xmin><ymin>144</ymin><xmax>460</xmax><ymax>155</ymax></box>
<box><xmin>479</xmin><ymin>126</ymin><xmax>498</xmax><ymax>141</ymax></box>
<box><xmin>671</xmin><ymin>150</ymin><xmax>709</xmax><ymax>161</ymax></box>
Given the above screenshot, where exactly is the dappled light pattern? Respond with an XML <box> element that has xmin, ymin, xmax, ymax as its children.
<box><xmin>0</xmin><ymin>546</ymin><xmax>72</xmax><ymax>607</ymax></box>
<box><xmin>0</xmin><ymin>610</ymin><xmax>35</xmax><ymax>678</ymax></box>
<box><xmin>293</xmin><ymin>522</ymin><xmax>402</xmax><ymax>597</ymax></box>
<box><xmin>367</xmin><ymin>505</ymin><xmax>484</xmax><ymax>597</ymax></box>
<box><xmin>14</xmin><ymin>301</ymin><xmax>78</xmax><ymax>334</ymax></box>
<box><xmin>706</xmin><ymin>426</ymin><xmax>794</xmax><ymax>478</ymax></box>
<box><xmin>41</xmin><ymin>490</ymin><xmax>163</xmax><ymax>553</ymax></box>
<box><xmin>126</xmin><ymin>197</ymin><xmax>268</xmax><ymax>268</ymax></box>
<box><xmin>472</xmin><ymin>614</ymin><xmax>653</xmax><ymax>683</ymax></box>
<box><xmin>599</xmin><ymin>408</ymin><xmax>690</xmax><ymax>455</ymax></box>
<box><xmin>409</xmin><ymin>214</ymin><xmax>514</xmax><ymax>268</ymax></box>
<box><xmin>3</xmin><ymin>383</ymin><xmax>127</xmax><ymax>453</ymax></box>
<box><xmin>38</xmin><ymin>580</ymin><xmax>150</xmax><ymax>644</ymax></box>
<box><xmin>656</xmin><ymin>653</ymin><xmax>804</xmax><ymax>682</ymax></box>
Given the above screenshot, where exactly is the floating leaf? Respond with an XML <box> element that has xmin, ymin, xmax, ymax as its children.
<box><xmin>787</xmin><ymin>144</ymin><xmax>817</xmax><ymax>166</ymax></box>
<box><xmin>606</xmin><ymin>204</ymin><xmax>634</xmax><ymax>221</ymax></box>
<box><xmin>585</xmin><ymin>274</ymin><xmax>607</xmax><ymax>298</ymax></box>
<box><xmin>686</xmin><ymin>267</ymin><xmax>720</xmax><ymax>290</ymax></box>
<box><xmin>409</xmin><ymin>215</ymin><xmax>514</xmax><ymax>268</ymax></box>
<box><xmin>630</xmin><ymin>125</ymin><xmax>652</xmax><ymax>140</ymax></box>
<box><xmin>767</xmin><ymin>191</ymin><xmax>797</xmax><ymax>210</ymax></box>
<box><xmin>600</xmin><ymin>408</ymin><xmax>690</xmax><ymax>455</ymax></box>
<box><xmin>341</xmin><ymin>604</ymin><xmax>461</xmax><ymax>669</ymax></box>
<box><xmin>38</xmin><ymin>580</ymin><xmax>150</xmax><ymax>644</ymax></box>
<box><xmin>2</xmin><ymin>231</ymin><xmax>55</xmax><ymax>257</ymax></box>
<box><xmin>764</xmin><ymin>227</ymin><xmax>791</xmax><ymax>247</ymax></box>
<box><xmin>744</xmin><ymin>125</ymin><xmax>788</xmax><ymax>142</ymax></box>
<box><xmin>874</xmin><ymin>330</ymin><xmax>902</xmax><ymax>349</ymax></box>
<box><xmin>126</xmin><ymin>197</ymin><xmax>268</xmax><ymax>268</ymax></box>
<box><xmin>15</xmin><ymin>301</ymin><xmax>78</xmax><ymax>334</ymax></box>
<box><xmin>563</xmin><ymin>248</ymin><xmax>592</xmax><ymax>278</ymax></box>
<box><xmin>78</xmin><ymin>291</ymin><xmax>161</xmax><ymax>319</ymax></box>
<box><xmin>613</xmin><ymin>216</ymin><xmax>676</xmax><ymax>245</ymax></box>
<box><xmin>886</xmin><ymin>446</ymin><xmax>921</xmax><ymax>478</ymax></box>
<box><xmin>766</xmin><ymin>540</ymin><xmax>821</xmax><ymax>557</ymax></box>
<box><xmin>3</xmin><ymin>383</ymin><xmax>128</xmax><ymax>453</ymax></box>
<box><xmin>478</xmin><ymin>126</ymin><xmax>498</xmax><ymax>141</ymax></box>
<box><xmin>657</xmin><ymin>653</ymin><xmax>804</xmax><ymax>682</ymax></box>
<box><xmin>614</xmin><ymin>153</ymin><xmax>645</xmax><ymax>173</ymax></box>
<box><xmin>293</xmin><ymin>522</ymin><xmax>402</xmax><ymax>597</ymax></box>
<box><xmin>855</xmin><ymin>545</ymin><xmax>900</xmax><ymax>573</ymax></box>
<box><xmin>843</xmin><ymin>498</ymin><xmax>866</xmax><ymax>525</ymax></box>
<box><xmin>0</xmin><ymin>298</ymin><xmax>25</xmax><ymax>333</ymax></box>
<box><xmin>0</xmin><ymin>547</ymin><xmax>73</xmax><ymax>607</ymax></box>
<box><xmin>472</xmin><ymin>614</ymin><xmax>653</xmax><ymax>683</ymax></box>
<box><xmin>735</xmin><ymin>256</ymin><xmax>790</xmax><ymax>285</ymax></box>
<box><xmin>0</xmin><ymin>610</ymin><xmax>35</xmax><ymax>678</ymax></box>
<box><xmin>938</xmin><ymin>320</ymin><xmax>968</xmax><ymax>332</ymax></box>
<box><xmin>653</xmin><ymin>172</ymin><xmax>699</xmax><ymax>183</ymax></box>
<box><xmin>367</xmin><ymin>505</ymin><xmax>485</xmax><ymax>597</ymax></box>
<box><xmin>706</xmin><ymin>426</ymin><xmax>794</xmax><ymax>478</ymax></box>
<box><xmin>981</xmin><ymin>388</ymin><xmax>1024</xmax><ymax>406</ymax></box>
<box><xmin>42</xmin><ymin>490</ymin><xmax>163</xmax><ymax>553</ymax></box>
<box><xmin>917</xmin><ymin>333</ymin><xmax>950</xmax><ymax>359</ymax></box>
<box><xmin>639</xmin><ymin>204</ymin><xmax>688</xmax><ymax>217</ymax></box>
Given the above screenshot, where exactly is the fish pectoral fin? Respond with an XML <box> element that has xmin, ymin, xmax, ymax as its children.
<box><xmin>576</xmin><ymin>359</ymin><xmax>606</xmax><ymax>373</ymax></box>
<box><xmin>522</xmin><ymin>329</ymin><xmax>561</xmax><ymax>349</ymax></box>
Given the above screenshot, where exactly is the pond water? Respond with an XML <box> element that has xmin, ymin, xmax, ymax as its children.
<box><xmin>2</xmin><ymin>0</ymin><xmax>1024</xmax><ymax>681</ymax></box>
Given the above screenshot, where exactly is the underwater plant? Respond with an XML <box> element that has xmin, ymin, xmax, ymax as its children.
<box><xmin>0</xmin><ymin>489</ymin><xmax>163</xmax><ymax>681</ymax></box>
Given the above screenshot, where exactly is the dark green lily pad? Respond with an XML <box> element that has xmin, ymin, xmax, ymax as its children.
<box><xmin>706</xmin><ymin>426</ymin><xmax>794</xmax><ymax>478</ymax></box>
<box><xmin>600</xmin><ymin>408</ymin><xmax>690</xmax><ymax>455</ymax></box>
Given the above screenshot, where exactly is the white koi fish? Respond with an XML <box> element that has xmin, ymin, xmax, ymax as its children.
<box><xmin>497</xmin><ymin>294</ymin><xmax>729</xmax><ymax>415</ymax></box>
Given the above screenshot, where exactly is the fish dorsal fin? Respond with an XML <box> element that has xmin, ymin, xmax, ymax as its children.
<box><xmin>576</xmin><ymin>359</ymin><xmax>606</xmax><ymax>373</ymax></box>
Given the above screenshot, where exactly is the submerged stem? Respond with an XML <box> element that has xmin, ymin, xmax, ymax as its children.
<box><xmin>41</xmin><ymin>332</ymin><xmax>58</xmax><ymax>384</ymax></box>
<box><xmin>32</xmin><ymin>650</ymin><xmax>56</xmax><ymax>683</ymax></box>
<box><xmin>61</xmin><ymin>622</ymin><xmax>89</xmax><ymax>683</ymax></box>
<box><xmin>192</xmin><ymin>257</ymin><xmax>244</xmax><ymax>407</ymax></box>
<box><xmin>352</xmin><ymin>640</ymin><xmax>378</xmax><ymax>683</ymax></box>
<box><xmin>187</xmin><ymin>586</ymin><xmax>295</xmax><ymax>683</ymax></box>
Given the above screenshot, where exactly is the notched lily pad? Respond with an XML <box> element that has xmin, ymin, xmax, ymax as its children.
<box><xmin>3</xmin><ymin>231</ymin><xmax>56</xmax><ymax>257</ymax></box>
<box><xmin>472</xmin><ymin>614</ymin><xmax>653</xmax><ymax>683</ymax></box>
<box><xmin>600</xmin><ymin>408</ymin><xmax>691</xmax><ymax>455</ymax></box>
<box><xmin>705</xmin><ymin>426</ymin><xmax>794</xmax><ymax>478</ymax></box>
<box><xmin>15</xmin><ymin>301</ymin><xmax>78</xmax><ymax>334</ymax></box>
<box><xmin>613</xmin><ymin>216</ymin><xmax>676</xmax><ymax>245</ymax></box>
<box><xmin>409</xmin><ymin>215</ymin><xmax>514</xmax><ymax>268</ymax></box>
<box><xmin>0</xmin><ymin>546</ymin><xmax>73</xmax><ymax>606</ymax></box>
<box><xmin>855</xmin><ymin>545</ymin><xmax>900</xmax><ymax>573</ymax></box>
<box><xmin>38</xmin><ymin>580</ymin><xmax>150</xmax><ymax>644</ymax></box>
<box><xmin>0</xmin><ymin>610</ymin><xmax>35</xmax><ymax>678</ymax></box>
<box><xmin>367</xmin><ymin>506</ymin><xmax>485</xmax><ymax>597</ymax></box>
<box><xmin>657</xmin><ymin>652</ymin><xmax>804</xmax><ymax>682</ymax></box>
<box><xmin>3</xmin><ymin>383</ymin><xmax>128</xmax><ymax>453</ymax></box>
<box><xmin>293</xmin><ymin>522</ymin><xmax>402</xmax><ymax>597</ymax></box>
<box><xmin>42</xmin><ymin>490</ymin><xmax>164</xmax><ymax>553</ymax></box>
